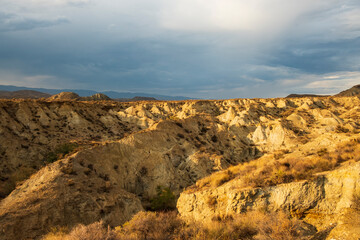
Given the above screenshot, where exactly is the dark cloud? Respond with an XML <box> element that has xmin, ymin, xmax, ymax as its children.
<box><xmin>0</xmin><ymin>0</ymin><xmax>359</xmax><ymax>98</ymax></box>
<box><xmin>0</xmin><ymin>12</ymin><xmax>69</xmax><ymax>32</ymax></box>
<box><xmin>268</xmin><ymin>37</ymin><xmax>360</xmax><ymax>75</ymax></box>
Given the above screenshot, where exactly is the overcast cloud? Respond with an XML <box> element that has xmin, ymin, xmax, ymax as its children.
<box><xmin>0</xmin><ymin>0</ymin><xmax>359</xmax><ymax>98</ymax></box>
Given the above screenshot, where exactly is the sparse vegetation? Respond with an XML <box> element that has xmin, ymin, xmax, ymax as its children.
<box><xmin>207</xmin><ymin>195</ymin><xmax>217</xmax><ymax>208</ymax></box>
<box><xmin>43</xmin><ymin>142</ymin><xmax>79</xmax><ymax>163</ymax></box>
<box><xmin>212</xmin><ymin>170</ymin><xmax>233</xmax><ymax>187</ymax></box>
<box><xmin>353</xmin><ymin>192</ymin><xmax>360</xmax><ymax>211</ymax></box>
<box><xmin>192</xmin><ymin>139</ymin><xmax>360</xmax><ymax>191</ymax></box>
<box><xmin>43</xmin><ymin>210</ymin><xmax>310</xmax><ymax>240</ymax></box>
<box><xmin>42</xmin><ymin>221</ymin><xmax>117</xmax><ymax>240</ymax></box>
<box><xmin>316</xmin><ymin>148</ymin><xmax>328</xmax><ymax>156</ymax></box>
<box><xmin>335</xmin><ymin>125</ymin><xmax>349</xmax><ymax>133</ymax></box>
<box><xmin>41</xmin><ymin>226</ymin><xmax>68</xmax><ymax>240</ymax></box>
<box><xmin>211</xmin><ymin>135</ymin><xmax>218</xmax><ymax>143</ymax></box>
<box><xmin>116</xmin><ymin>211</ymin><xmax>182</xmax><ymax>240</ymax></box>
<box><xmin>177</xmin><ymin>133</ymin><xmax>185</xmax><ymax>139</ymax></box>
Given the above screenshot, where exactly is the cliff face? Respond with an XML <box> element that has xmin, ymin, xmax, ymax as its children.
<box><xmin>0</xmin><ymin>96</ymin><xmax>359</xmax><ymax>239</ymax></box>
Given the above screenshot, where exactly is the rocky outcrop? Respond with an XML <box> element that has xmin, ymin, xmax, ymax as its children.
<box><xmin>177</xmin><ymin>161</ymin><xmax>360</xmax><ymax>239</ymax></box>
<box><xmin>49</xmin><ymin>92</ymin><xmax>80</xmax><ymax>100</ymax></box>
<box><xmin>81</xmin><ymin>93</ymin><xmax>111</xmax><ymax>101</ymax></box>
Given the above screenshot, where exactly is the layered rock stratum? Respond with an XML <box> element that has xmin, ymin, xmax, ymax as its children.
<box><xmin>0</xmin><ymin>94</ymin><xmax>359</xmax><ymax>239</ymax></box>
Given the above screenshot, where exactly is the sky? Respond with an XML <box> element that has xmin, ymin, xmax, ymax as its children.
<box><xmin>0</xmin><ymin>0</ymin><xmax>360</xmax><ymax>99</ymax></box>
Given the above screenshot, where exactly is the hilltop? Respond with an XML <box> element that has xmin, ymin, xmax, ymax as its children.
<box><xmin>336</xmin><ymin>84</ymin><xmax>360</xmax><ymax>97</ymax></box>
<box><xmin>0</xmin><ymin>90</ymin><xmax>51</xmax><ymax>99</ymax></box>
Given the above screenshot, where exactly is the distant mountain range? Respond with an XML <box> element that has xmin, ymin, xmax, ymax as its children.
<box><xmin>0</xmin><ymin>90</ymin><xmax>51</xmax><ymax>99</ymax></box>
<box><xmin>286</xmin><ymin>84</ymin><xmax>360</xmax><ymax>98</ymax></box>
<box><xmin>286</xmin><ymin>94</ymin><xmax>330</xmax><ymax>98</ymax></box>
<box><xmin>1</xmin><ymin>84</ymin><xmax>359</xmax><ymax>100</ymax></box>
<box><xmin>0</xmin><ymin>85</ymin><xmax>192</xmax><ymax>101</ymax></box>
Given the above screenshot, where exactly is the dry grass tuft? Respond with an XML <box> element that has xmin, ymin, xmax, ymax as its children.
<box><xmin>116</xmin><ymin>211</ymin><xmax>182</xmax><ymax>240</ymax></box>
<box><xmin>190</xmin><ymin>138</ymin><xmax>360</xmax><ymax>192</ymax></box>
<box><xmin>43</xmin><ymin>210</ymin><xmax>313</xmax><ymax>240</ymax></box>
<box><xmin>41</xmin><ymin>226</ymin><xmax>68</xmax><ymax>240</ymax></box>
<box><xmin>42</xmin><ymin>222</ymin><xmax>117</xmax><ymax>240</ymax></box>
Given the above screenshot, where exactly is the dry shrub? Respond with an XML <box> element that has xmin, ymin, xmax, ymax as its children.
<box><xmin>212</xmin><ymin>170</ymin><xmax>233</xmax><ymax>187</ymax></box>
<box><xmin>42</xmin><ymin>233</ymin><xmax>67</xmax><ymax>240</ymax></box>
<box><xmin>192</xmin><ymin>138</ymin><xmax>360</xmax><ymax>192</ymax></box>
<box><xmin>67</xmin><ymin>221</ymin><xmax>118</xmax><ymax>240</ymax></box>
<box><xmin>42</xmin><ymin>211</ymin><xmax>314</xmax><ymax>240</ymax></box>
<box><xmin>196</xmin><ymin>169</ymin><xmax>234</xmax><ymax>189</ymax></box>
<box><xmin>42</xmin><ymin>226</ymin><xmax>68</xmax><ymax>240</ymax></box>
<box><xmin>43</xmin><ymin>142</ymin><xmax>79</xmax><ymax>163</ymax></box>
<box><xmin>353</xmin><ymin>192</ymin><xmax>360</xmax><ymax>211</ymax></box>
<box><xmin>116</xmin><ymin>211</ymin><xmax>183</xmax><ymax>240</ymax></box>
<box><xmin>251</xmin><ymin>211</ymin><xmax>312</xmax><ymax>240</ymax></box>
<box><xmin>203</xmin><ymin>215</ymin><xmax>257</xmax><ymax>240</ymax></box>
<box><xmin>316</xmin><ymin>148</ymin><xmax>328</xmax><ymax>156</ymax></box>
<box><xmin>42</xmin><ymin>222</ymin><xmax>117</xmax><ymax>240</ymax></box>
<box><xmin>335</xmin><ymin>125</ymin><xmax>349</xmax><ymax>133</ymax></box>
<box><xmin>179</xmin><ymin>211</ymin><xmax>310</xmax><ymax>240</ymax></box>
<box><xmin>207</xmin><ymin>195</ymin><xmax>217</xmax><ymax>208</ymax></box>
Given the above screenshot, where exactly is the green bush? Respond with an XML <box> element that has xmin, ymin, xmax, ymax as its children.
<box><xmin>150</xmin><ymin>186</ymin><xmax>176</xmax><ymax>211</ymax></box>
<box><xmin>44</xmin><ymin>143</ymin><xmax>79</xmax><ymax>163</ymax></box>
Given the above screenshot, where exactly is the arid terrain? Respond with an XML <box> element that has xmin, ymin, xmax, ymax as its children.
<box><xmin>0</xmin><ymin>89</ymin><xmax>360</xmax><ymax>239</ymax></box>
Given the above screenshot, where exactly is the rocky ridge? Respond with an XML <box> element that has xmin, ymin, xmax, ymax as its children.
<box><xmin>48</xmin><ymin>92</ymin><xmax>81</xmax><ymax>100</ymax></box>
<box><xmin>48</xmin><ymin>92</ymin><xmax>112</xmax><ymax>101</ymax></box>
<box><xmin>336</xmin><ymin>84</ymin><xmax>360</xmax><ymax>97</ymax></box>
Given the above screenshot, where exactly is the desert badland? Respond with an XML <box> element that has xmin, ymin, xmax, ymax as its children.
<box><xmin>0</xmin><ymin>87</ymin><xmax>360</xmax><ymax>239</ymax></box>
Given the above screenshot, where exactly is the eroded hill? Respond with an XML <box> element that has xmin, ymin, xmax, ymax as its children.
<box><xmin>0</xmin><ymin>90</ymin><xmax>51</xmax><ymax>99</ymax></box>
<box><xmin>0</xmin><ymin>96</ymin><xmax>360</xmax><ymax>239</ymax></box>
